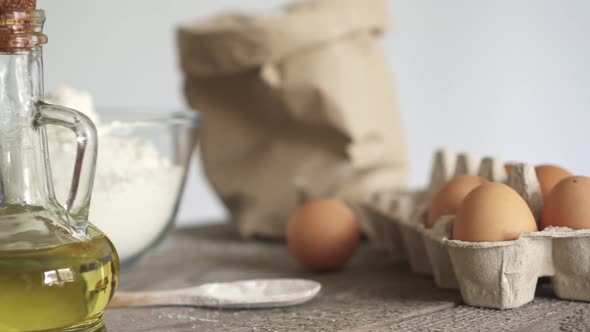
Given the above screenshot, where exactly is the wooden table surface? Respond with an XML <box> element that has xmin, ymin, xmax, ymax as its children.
<box><xmin>105</xmin><ymin>223</ymin><xmax>590</xmax><ymax>332</ymax></box>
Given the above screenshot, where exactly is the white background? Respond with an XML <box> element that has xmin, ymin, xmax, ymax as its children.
<box><xmin>39</xmin><ymin>0</ymin><xmax>590</xmax><ymax>225</ymax></box>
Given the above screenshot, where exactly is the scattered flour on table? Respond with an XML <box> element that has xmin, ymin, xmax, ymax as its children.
<box><xmin>44</xmin><ymin>86</ymin><xmax>183</xmax><ymax>261</ymax></box>
<box><xmin>157</xmin><ymin>313</ymin><xmax>219</xmax><ymax>323</ymax></box>
<box><xmin>157</xmin><ymin>308</ymin><xmax>220</xmax><ymax>323</ymax></box>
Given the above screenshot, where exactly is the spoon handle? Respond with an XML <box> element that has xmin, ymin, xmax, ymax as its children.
<box><xmin>108</xmin><ymin>279</ymin><xmax>322</xmax><ymax>309</ymax></box>
<box><xmin>108</xmin><ymin>290</ymin><xmax>194</xmax><ymax>308</ymax></box>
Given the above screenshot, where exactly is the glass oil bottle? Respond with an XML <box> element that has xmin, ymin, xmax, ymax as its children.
<box><xmin>0</xmin><ymin>2</ymin><xmax>119</xmax><ymax>331</ymax></box>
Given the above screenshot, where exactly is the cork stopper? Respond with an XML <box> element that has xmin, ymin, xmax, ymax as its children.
<box><xmin>0</xmin><ymin>0</ymin><xmax>46</xmax><ymax>51</ymax></box>
<box><xmin>0</xmin><ymin>0</ymin><xmax>36</xmax><ymax>10</ymax></box>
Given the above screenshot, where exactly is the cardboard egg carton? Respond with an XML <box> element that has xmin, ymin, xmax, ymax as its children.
<box><xmin>362</xmin><ymin>149</ymin><xmax>590</xmax><ymax>309</ymax></box>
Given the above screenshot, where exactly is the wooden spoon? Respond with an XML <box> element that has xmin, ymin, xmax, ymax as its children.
<box><xmin>109</xmin><ymin>278</ymin><xmax>321</xmax><ymax>309</ymax></box>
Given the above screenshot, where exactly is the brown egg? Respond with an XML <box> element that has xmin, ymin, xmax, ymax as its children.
<box><xmin>453</xmin><ymin>183</ymin><xmax>538</xmax><ymax>242</ymax></box>
<box><xmin>541</xmin><ymin>176</ymin><xmax>590</xmax><ymax>230</ymax></box>
<box><xmin>287</xmin><ymin>199</ymin><xmax>359</xmax><ymax>272</ymax></box>
<box><xmin>536</xmin><ymin>164</ymin><xmax>573</xmax><ymax>198</ymax></box>
<box><xmin>426</xmin><ymin>175</ymin><xmax>487</xmax><ymax>228</ymax></box>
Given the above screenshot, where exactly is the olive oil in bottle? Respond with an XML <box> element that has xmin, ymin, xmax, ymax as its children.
<box><xmin>0</xmin><ymin>3</ymin><xmax>120</xmax><ymax>331</ymax></box>
<box><xmin>0</xmin><ymin>224</ymin><xmax>119</xmax><ymax>332</ymax></box>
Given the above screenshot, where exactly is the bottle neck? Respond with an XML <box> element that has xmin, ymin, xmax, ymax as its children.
<box><xmin>0</xmin><ymin>47</ymin><xmax>55</xmax><ymax>207</ymax></box>
<box><xmin>0</xmin><ymin>47</ymin><xmax>44</xmax><ymax>114</ymax></box>
<box><xmin>0</xmin><ymin>8</ymin><xmax>47</xmax><ymax>107</ymax></box>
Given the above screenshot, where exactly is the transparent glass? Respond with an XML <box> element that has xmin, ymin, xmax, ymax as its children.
<box><xmin>0</xmin><ymin>11</ymin><xmax>119</xmax><ymax>332</ymax></box>
<box><xmin>50</xmin><ymin>110</ymin><xmax>199</xmax><ymax>271</ymax></box>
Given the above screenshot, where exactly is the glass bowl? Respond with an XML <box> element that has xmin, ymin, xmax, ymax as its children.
<box><xmin>49</xmin><ymin>110</ymin><xmax>199</xmax><ymax>271</ymax></box>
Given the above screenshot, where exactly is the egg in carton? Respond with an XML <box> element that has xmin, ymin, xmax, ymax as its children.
<box><xmin>442</xmin><ymin>163</ymin><xmax>590</xmax><ymax>309</ymax></box>
<box><xmin>363</xmin><ymin>149</ymin><xmax>590</xmax><ymax>308</ymax></box>
<box><xmin>421</xmin><ymin>156</ymin><xmax>510</xmax><ymax>287</ymax></box>
<box><xmin>438</xmin><ymin>163</ymin><xmax>542</xmax><ymax>308</ymax></box>
<box><xmin>420</xmin><ymin>152</ymin><xmax>488</xmax><ymax>287</ymax></box>
<box><xmin>424</xmin><ymin>162</ymin><xmax>590</xmax><ymax>308</ymax></box>
<box><xmin>420</xmin><ymin>159</ymin><xmax>529</xmax><ymax>294</ymax></box>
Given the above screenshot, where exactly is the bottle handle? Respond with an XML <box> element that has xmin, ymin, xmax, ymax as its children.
<box><xmin>35</xmin><ymin>102</ymin><xmax>98</xmax><ymax>237</ymax></box>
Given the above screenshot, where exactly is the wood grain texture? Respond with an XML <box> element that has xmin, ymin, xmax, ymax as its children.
<box><xmin>104</xmin><ymin>223</ymin><xmax>590</xmax><ymax>332</ymax></box>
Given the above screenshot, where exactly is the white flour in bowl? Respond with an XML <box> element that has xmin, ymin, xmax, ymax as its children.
<box><xmin>45</xmin><ymin>86</ymin><xmax>184</xmax><ymax>262</ymax></box>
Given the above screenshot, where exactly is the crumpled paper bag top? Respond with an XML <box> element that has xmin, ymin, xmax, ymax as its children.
<box><xmin>178</xmin><ymin>0</ymin><xmax>389</xmax><ymax>76</ymax></box>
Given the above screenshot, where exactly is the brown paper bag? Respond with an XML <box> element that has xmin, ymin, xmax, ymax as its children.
<box><xmin>178</xmin><ymin>0</ymin><xmax>407</xmax><ymax>239</ymax></box>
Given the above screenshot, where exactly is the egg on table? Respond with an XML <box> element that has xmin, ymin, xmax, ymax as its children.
<box><xmin>426</xmin><ymin>175</ymin><xmax>487</xmax><ymax>228</ymax></box>
<box><xmin>542</xmin><ymin>176</ymin><xmax>590</xmax><ymax>230</ymax></box>
<box><xmin>287</xmin><ymin>199</ymin><xmax>360</xmax><ymax>272</ymax></box>
<box><xmin>452</xmin><ymin>183</ymin><xmax>538</xmax><ymax>242</ymax></box>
